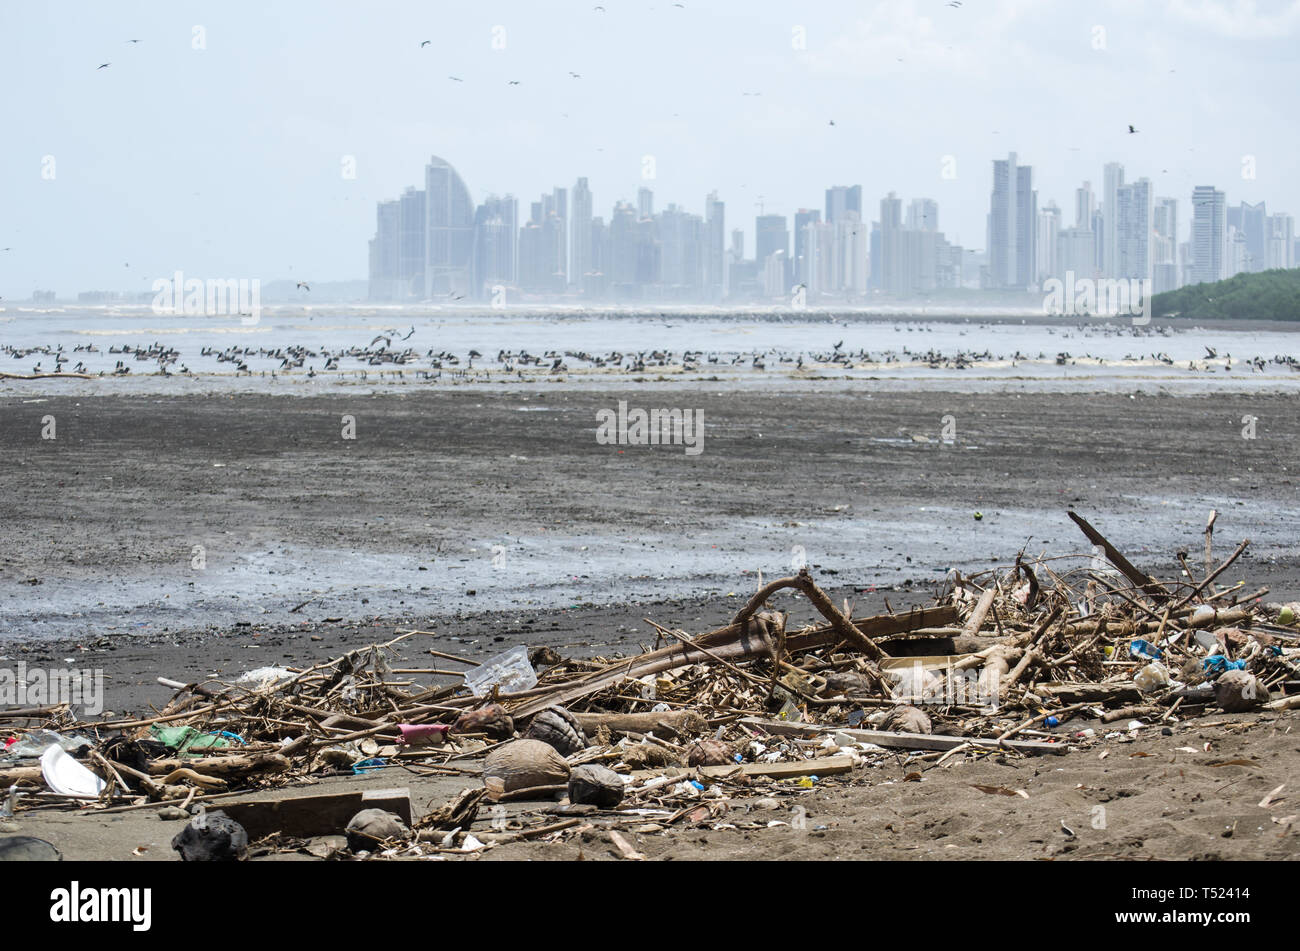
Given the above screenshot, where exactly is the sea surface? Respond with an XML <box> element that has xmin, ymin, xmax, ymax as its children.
<box><xmin>3</xmin><ymin>306</ymin><xmax>1299</xmax><ymax>394</ymax></box>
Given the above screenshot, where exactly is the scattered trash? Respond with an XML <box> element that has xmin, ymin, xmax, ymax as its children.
<box><xmin>345</xmin><ymin>808</ymin><xmax>409</xmax><ymax>852</ymax></box>
<box><xmin>463</xmin><ymin>645</ymin><xmax>538</xmax><ymax>697</ymax></box>
<box><xmin>171</xmin><ymin>807</ymin><xmax>248</xmax><ymax>862</ymax></box>
<box><xmin>0</xmin><ymin>835</ymin><xmax>62</xmax><ymax>861</ymax></box>
<box><xmin>568</xmin><ymin>764</ymin><xmax>625</xmax><ymax>808</ymax></box>
<box><xmin>1129</xmin><ymin>639</ymin><xmax>1163</xmax><ymax>661</ymax></box>
<box><xmin>40</xmin><ymin>745</ymin><xmax>105</xmax><ymax>798</ymax></box>
<box><xmin>0</xmin><ymin>511</ymin><xmax>1294</xmax><ymax>861</ymax></box>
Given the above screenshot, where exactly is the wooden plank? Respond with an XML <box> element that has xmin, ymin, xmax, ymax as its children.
<box><xmin>699</xmin><ymin>755</ymin><xmax>856</xmax><ymax>780</ymax></box>
<box><xmin>218</xmin><ymin>787</ymin><xmax>412</xmax><ymax>840</ymax></box>
<box><xmin>738</xmin><ymin>717</ymin><xmax>1068</xmax><ymax>756</ymax></box>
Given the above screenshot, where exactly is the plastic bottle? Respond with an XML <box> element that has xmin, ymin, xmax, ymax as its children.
<box><xmin>1129</xmin><ymin>639</ymin><xmax>1163</xmax><ymax>661</ymax></box>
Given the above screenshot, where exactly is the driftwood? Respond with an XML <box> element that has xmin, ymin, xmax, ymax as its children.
<box><xmin>0</xmin><ymin>766</ymin><xmax>44</xmax><ymax>786</ymax></box>
<box><xmin>962</xmin><ymin>588</ymin><xmax>997</xmax><ymax>637</ymax></box>
<box><xmin>10</xmin><ymin>509</ymin><xmax>1283</xmax><ymax>855</ymax></box>
<box><xmin>508</xmin><ymin>603</ymin><xmax>957</xmax><ymax>720</ymax></box>
<box><xmin>571</xmin><ymin>710</ymin><xmax>707</xmax><ymax>737</ymax></box>
<box><xmin>147</xmin><ymin>753</ymin><xmax>291</xmax><ymax>777</ymax></box>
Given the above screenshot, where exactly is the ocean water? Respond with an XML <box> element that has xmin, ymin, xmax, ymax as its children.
<box><xmin>2</xmin><ymin>306</ymin><xmax>1299</xmax><ymax>394</ymax></box>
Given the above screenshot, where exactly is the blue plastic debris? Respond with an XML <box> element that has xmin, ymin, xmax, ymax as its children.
<box><xmin>1129</xmin><ymin>639</ymin><xmax>1163</xmax><ymax>660</ymax></box>
<box><xmin>1202</xmin><ymin>656</ymin><xmax>1246</xmax><ymax>675</ymax></box>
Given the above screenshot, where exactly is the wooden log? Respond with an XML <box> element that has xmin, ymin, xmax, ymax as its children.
<box><xmin>1263</xmin><ymin>694</ymin><xmax>1300</xmax><ymax>712</ymax></box>
<box><xmin>962</xmin><ymin>588</ymin><xmax>997</xmax><ymax>637</ymax></box>
<box><xmin>0</xmin><ymin>706</ymin><xmax>66</xmax><ymax>720</ymax></box>
<box><xmin>1100</xmin><ymin>705</ymin><xmax>1161</xmax><ymax>723</ymax></box>
<box><xmin>147</xmin><ymin>752</ymin><xmax>291</xmax><ymax>777</ymax></box>
<box><xmin>0</xmin><ymin>766</ymin><xmax>44</xmax><ymax>786</ymax></box>
<box><xmin>571</xmin><ymin>710</ymin><xmax>706</xmax><ymax>737</ymax></box>
<box><xmin>739</xmin><ymin>718</ymin><xmax>1067</xmax><ymax>756</ymax></box>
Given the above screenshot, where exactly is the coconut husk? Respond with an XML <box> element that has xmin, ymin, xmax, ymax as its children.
<box><xmin>483</xmin><ymin>739</ymin><xmax>571</xmax><ymax>793</ymax></box>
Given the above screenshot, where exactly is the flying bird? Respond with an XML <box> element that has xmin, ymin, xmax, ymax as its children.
<box><xmin>97</xmin><ymin>63</ymin><xmax>111</xmax><ymax>69</ymax></box>
<box><xmin>594</xmin><ymin>4</ymin><xmax>606</xmax><ymax>10</ymax></box>
<box><xmin>507</xmin><ymin>80</ymin><xmax>520</xmax><ymax>85</ymax></box>
<box><xmin>296</xmin><ymin>281</ymin><xmax>310</xmax><ymax>291</ymax></box>
<box><xmin>1128</xmin><ymin>124</ymin><xmax>1138</xmax><ymax>133</ymax></box>
<box><xmin>569</xmin><ymin>71</ymin><xmax>581</xmax><ymax>78</ymax></box>
<box><xmin>449</xmin><ymin>75</ymin><xmax>463</xmax><ymax>82</ymax></box>
<box><xmin>420</xmin><ymin>40</ymin><xmax>431</xmax><ymax>47</ymax></box>
<box><xmin>127</xmin><ymin>39</ymin><xmax>141</xmax><ymax>44</ymax></box>
<box><xmin>828</xmin><ymin>119</ymin><xmax>835</xmax><ymax>126</ymax></box>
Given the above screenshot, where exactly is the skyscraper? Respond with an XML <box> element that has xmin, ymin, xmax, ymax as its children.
<box><xmin>1057</xmin><ymin>226</ymin><xmax>1096</xmax><ymax>282</ymax></box>
<box><xmin>369</xmin><ymin>199</ymin><xmax>401</xmax><ymax>300</ymax></box>
<box><xmin>704</xmin><ymin>191</ymin><xmax>726</xmax><ymax>300</ymax></box>
<box><xmin>609</xmin><ymin>201</ymin><xmax>638</xmax><ymax>289</ymax></box>
<box><xmin>1191</xmin><ymin>186</ymin><xmax>1227</xmax><ymax>286</ymax></box>
<box><xmin>1153</xmin><ymin>197</ymin><xmax>1180</xmax><ymax>293</ymax></box>
<box><xmin>879</xmin><ymin>192</ymin><xmax>904</xmax><ymax>293</ymax></box>
<box><xmin>1102</xmin><ymin>162</ymin><xmax>1124</xmax><ymax>277</ymax></box>
<box><xmin>1116</xmin><ymin>178</ymin><xmax>1153</xmax><ymax>282</ymax></box>
<box><xmin>472</xmin><ymin>194</ymin><xmax>517</xmax><ymax>299</ymax></box>
<box><xmin>424</xmin><ymin>155</ymin><xmax>475</xmax><ymax>297</ymax></box>
<box><xmin>825</xmin><ymin>185</ymin><xmax>862</xmax><ymax>224</ymax></box>
<box><xmin>1075</xmin><ymin>182</ymin><xmax>1094</xmax><ymax>230</ymax></box>
<box><xmin>793</xmin><ymin>208</ymin><xmax>821</xmax><ymax>274</ymax></box>
<box><xmin>571</xmin><ymin>178</ymin><xmax>593</xmax><ymax>292</ymax></box>
<box><xmin>1037</xmin><ymin>202</ymin><xmax>1060</xmax><ymax>283</ymax></box>
<box><xmin>987</xmin><ymin>153</ymin><xmax>1036</xmax><ymax>289</ymax></box>
<box><xmin>1227</xmin><ymin>201</ymin><xmax>1267</xmax><ymax>272</ymax></box>
<box><xmin>1268</xmin><ymin>213</ymin><xmax>1295</xmax><ymax>269</ymax></box>
<box><xmin>637</xmin><ymin>187</ymin><xmax>654</xmax><ymax>219</ymax></box>
<box><xmin>755</xmin><ymin>214</ymin><xmax>789</xmax><ymax>267</ymax></box>
<box><xmin>907</xmin><ymin>198</ymin><xmax>938</xmax><ymax>232</ymax></box>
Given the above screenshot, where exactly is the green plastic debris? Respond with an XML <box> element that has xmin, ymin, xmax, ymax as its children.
<box><xmin>150</xmin><ymin>725</ymin><xmax>230</xmax><ymax>753</ymax></box>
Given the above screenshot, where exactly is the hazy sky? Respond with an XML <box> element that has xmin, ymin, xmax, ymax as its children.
<box><xmin>2</xmin><ymin>0</ymin><xmax>1298</xmax><ymax>297</ymax></box>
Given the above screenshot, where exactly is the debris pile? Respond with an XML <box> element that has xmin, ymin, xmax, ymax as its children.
<box><xmin>2</xmin><ymin>511</ymin><xmax>1297</xmax><ymax>859</ymax></box>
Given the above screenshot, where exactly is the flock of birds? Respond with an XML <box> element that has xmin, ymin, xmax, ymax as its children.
<box><xmin>6</xmin><ymin>324</ymin><xmax>1299</xmax><ymax>381</ymax></box>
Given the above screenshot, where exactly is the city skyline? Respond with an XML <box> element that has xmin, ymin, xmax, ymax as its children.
<box><xmin>364</xmin><ymin>149</ymin><xmax>1298</xmax><ymax>305</ymax></box>
<box><xmin>5</xmin><ymin>2</ymin><xmax>1300</xmax><ymax>298</ymax></box>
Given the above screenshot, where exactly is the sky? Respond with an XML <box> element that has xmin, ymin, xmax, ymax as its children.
<box><xmin>2</xmin><ymin>0</ymin><xmax>1298</xmax><ymax>298</ymax></box>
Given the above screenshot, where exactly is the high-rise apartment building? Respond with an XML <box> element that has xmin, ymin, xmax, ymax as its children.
<box><xmin>1191</xmin><ymin>186</ymin><xmax>1227</xmax><ymax>286</ymax></box>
